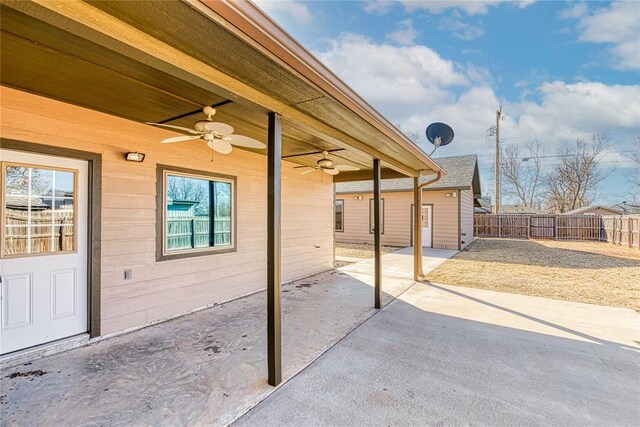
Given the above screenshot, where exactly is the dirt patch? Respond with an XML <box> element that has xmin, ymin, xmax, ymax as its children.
<box><xmin>335</xmin><ymin>242</ymin><xmax>403</xmax><ymax>266</ymax></box>
<box><xmin>5</xmin><ymin>370</ymin><xmax>47</xmax><ymax>380</ymax></box>
<box><xmin>426</xmin><ymin>238</ymin><xmax>640</xmax><ymax>311</ymax></box>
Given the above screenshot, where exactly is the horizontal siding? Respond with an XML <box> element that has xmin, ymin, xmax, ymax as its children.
<box><xmin>460</xmin><ymin>189</ymin><xmax>474</xmax><ymax>248</ymax></box>
<box><xmin>336</xmin><ymin>190</ymin><xmax>461</xmax><ymax>249</ymax></box>
<box><xmin>1</xmin><ymin>87</ymin><xmax>334</xmax><ymax>335</ymax></box>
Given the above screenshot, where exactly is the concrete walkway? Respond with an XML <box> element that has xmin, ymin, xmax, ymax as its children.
<box><xmin>0</xmin><ymin>248</ymin><xmax>453</xmax><ymax>426</ymax></box>
<box><xmin>235</xmin><ymin>282</ymin><xmax>640</xmax><ymax>426</ymax></box>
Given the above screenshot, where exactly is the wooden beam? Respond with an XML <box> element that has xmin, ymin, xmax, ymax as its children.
<box><xmin>373</xmin><ymin>159</ymin><xmax>382</xmax><ymax>309</ymax></box>
<box><xmin>267</xmin><ymin>111</ymin><xmax>282</xmax><ymax>386</ymax></box>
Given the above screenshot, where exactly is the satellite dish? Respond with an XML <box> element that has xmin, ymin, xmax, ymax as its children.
<box><xmin>426</xmin><ymin>122</ymin><xmax>454</xmax><ymax>155</ymax></box>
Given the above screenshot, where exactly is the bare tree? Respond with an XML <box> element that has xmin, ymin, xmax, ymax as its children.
<box><xmin>501</xmin><ymin>140</ymin><xmax>544</xmax><ymax>208</ymax></box>
<box><xmin>167</xmin><ymin>176</ymin><xmax>209</xmax><ymax>215</ymax></box>
<box><xmin>544</xmin><ymin>134</ymin><xmax>610</xmax><ymax>213</ymax></box>
<box><xmin>630</xmin><ymin>136</ymin><xmax>640</xmax><ymax>194</ymax></box>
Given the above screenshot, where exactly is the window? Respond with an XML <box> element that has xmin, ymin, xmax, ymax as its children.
<box><xmin>159</xmin><ymin>166</ymin><xmax>235</xmax><ymax>260</ymax></box>
<box><xmin>2</xmin><ymin>162</ymin><xmax>76</xmax><ymax>258</ymax></box>
<box><xmin>335</xmin><ymin>199</ymin><xmax>344</xmax><ymax>232</ymax></box>
<box><xmin>369</xmin><ymin>198</ymin><xmax>384</xmax><ymax>234</ymax></box>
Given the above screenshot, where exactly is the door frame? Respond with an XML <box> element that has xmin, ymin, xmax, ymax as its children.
<box><xmin>1</xmin><ymin>139</ymin><xmax>102</xmax><ymax>338</ymax></box>
<box><xmin>410</xmin><ymin>203</ymin><xmax>433</xmax><ymax>248</ymax></box>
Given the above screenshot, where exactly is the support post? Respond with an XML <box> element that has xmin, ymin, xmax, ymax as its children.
<box><xmin>373</xmin><ymin>159</ymin><xmax>382</xmax><ymax>309</ymax></box>
<box><xmin>413</xmin><ymin>177</ymin><xmax>423</xmax><ymax>281</ymax></box>
<box><xmin>267</xmin><ymin>112</ymin><xmax>282</xmax><ymax>386</ymax></box>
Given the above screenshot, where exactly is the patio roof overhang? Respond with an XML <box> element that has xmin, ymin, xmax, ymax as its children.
<box><xmin>0</xmin><ymin>0</ymin><xmax>443</xmax><ymax>180</ymax></box>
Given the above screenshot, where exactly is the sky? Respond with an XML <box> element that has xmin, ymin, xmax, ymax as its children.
<box><xmin>254</xmin><ymin>0</ymin><xmax>640</xmax><ymax>205</ymax></box>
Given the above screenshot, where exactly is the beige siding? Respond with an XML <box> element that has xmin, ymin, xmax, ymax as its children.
<box><xmin>460</xmin><ymin>189</ymin><xmax>474</xmax><ymax>248</ymax></box>
<box><xmin>1</xmin><ymin>87</ymin><xmax>334</xmax><ymax>335</ymax></box>
<box><xmin>336</xmin><ymin>189</ymin><xmax>461</xmax><ymax>249</ymax></box>
<box><xmin>428</xmin><ymin>191</ymin><xmax>460</xmax><ymax>250</ymax></box>
<box><xmin>336</xmin><ymin>192</ymin><xmax>413</xmax><ymax>247</ymax></box>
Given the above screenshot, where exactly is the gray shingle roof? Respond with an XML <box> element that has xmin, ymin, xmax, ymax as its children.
<box><xmin>335</xmin><ymin>154</ymin><xmax>480</xmax><ymax>194</ymax></box>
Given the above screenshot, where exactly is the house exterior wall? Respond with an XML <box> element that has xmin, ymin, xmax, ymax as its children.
<box><xmin>335</xmin><ymin>189</ymin><xmax>462</xmax><ymax>249</ymax></box>
<box><xmin>460</xmin><ymin>189</ymin><xmax>474</xmax><ymax>248</ymax></box>
<box><xmin>0</xmin><ymin>87</ymin><xmax>334</xmax><ymax>335</ymax></box>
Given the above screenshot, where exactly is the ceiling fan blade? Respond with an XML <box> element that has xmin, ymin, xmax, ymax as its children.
<box><xmin>161</xmin><ymin>135</ymin><xmax>202</xmax><ymax>143</ymax></box>
<box><xmin>207</xmin><ymin>139</ymin><xmax>233</xmax><ymax>155</ymax></box>
<box><xmin>323</xmin><ymin>168</ymin><xmax>340</xmax><ymax>175</ymax></box>
<box><xmin>203</xmin><ymin>122</ymin><xmax>234</xmax><ymax>136</ymax></box>
<box><xmin>335</xmin><ymin>164</ymin><xmax>360</xmax><ymax>172</ymax></box>
<box><xmin>282</xmin><ymin>148</ymin><xmax>346</xmax><ymax>159</ymax></box>
<box><xmin>293</xmin><ymin>165</ymin><xmax>313</xmax><ymax>169</ymax></box>
<box><xmin>146</xmin><ymin>122</ymin><xmax>200</xmax><ymax>134</ymax></box>
<box><xmin>227</xmin><ymin>134</ymin><xmax>266</xmax><ymax>149</ymax></box>
<box><xmin>300</xmin><ymin>169</ymin><xmax>317</xmax><ymax>175</ymax></box>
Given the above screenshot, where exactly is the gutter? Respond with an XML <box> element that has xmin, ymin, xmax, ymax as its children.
<box><xmin>414</xmin><ymin>171</ymin><xmax>442</xmax><ymax>281</ymax></box>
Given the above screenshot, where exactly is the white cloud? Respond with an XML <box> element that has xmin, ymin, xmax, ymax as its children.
<box><xmin>398</xmin><ymin>0</ymin><xmax>534</xmax><ymax>15</ymax></box>
<box><xmin>439</xmin><ymin>12</ymin><xmax>485</xmax><ymax>40</ymax></box>
<box><xmin>386</xmin><ymin>19</ymin><xmax>420</xmax><ymax>45</ymax></box>
<box><xmin>562</xmin><ymin>1</ymin><xmax>640</xmax><ymax>70</ymax></box>
<box><xmin>314</xmin><ymin>34</ymin><xmax>640</xmax><ymax>200</ymax></box>
<box><xmin>253</xmin><ymin>0</ymin><xmax>313</xmax><ymax>25</ymax></box>
<box><xmin>362</xmin><ymin>0</ymin><xmax>396</xmax><ymax>14</ymax></box>
<box><xmin>315</xmin><ymin>34</ymin><xmax>468</xmax><ymax>119</ymax></box>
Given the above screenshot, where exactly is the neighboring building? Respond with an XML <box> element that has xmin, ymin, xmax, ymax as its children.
<box><xmin>335</xmin><ymin>155</ymin><xmax>480</xmax><ymax>250</ymax></box>
<box><xmin>611</xmin><ymin>202</ymin><xmax>640</xmax><ymax>215</ymax></box>
<box><xmin>500</xmin><ymin>205</ymin><xmax>546</xmax><ymax>214</ymax></box>
<box><xmin>0</xmin><ymin>0</ymin><xmax>443</xmax><ymax>378</ymax></box>
<box><xmin>564</xmin><ymin>205</ymin><xmax>623</xmax><ymax>216</ymax></box>
<box><xmin>474</xmin><ymin>197</ymin><xmax>492</xmax><ymax>214</ymax></box>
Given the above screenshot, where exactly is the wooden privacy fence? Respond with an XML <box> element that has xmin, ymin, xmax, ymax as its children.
<box><xmin>474</xmin><ymin>214</ymin><xmax>640</xmax><ymax>248</ymax></box>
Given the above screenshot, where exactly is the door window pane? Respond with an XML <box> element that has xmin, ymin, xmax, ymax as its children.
<box><xmin>422</xmin><ymin>207</ymin><xmax>430</xmax><ymax>228</ymax></box>
<box><xmin>3</xmin><ymin>164</ymin><xmax>76</xmax><ymax>257</ymax></box>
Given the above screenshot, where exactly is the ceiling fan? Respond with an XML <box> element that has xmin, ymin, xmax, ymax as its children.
<box><xmin>293</xmin><ymin>150</ymin><xmax>361</xmax><ymax>175</ymax></box>
<box><xmin>146</xmin><ymin>106</ymin><xmax>266</xmax><ymax>154</ymax></box>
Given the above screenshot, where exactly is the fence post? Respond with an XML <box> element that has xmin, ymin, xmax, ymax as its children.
<box><xmin>191</xmin><ymin>218</ymin><xmax>196</xmax><ymax>248</ymax></box>
<box><xmin>553</xmin><ymin>216</ymin><xmax>557</xmax><ymax>240</ymax></box>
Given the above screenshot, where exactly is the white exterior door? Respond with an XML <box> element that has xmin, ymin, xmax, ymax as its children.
<box><xmin>0</xmin><ymin>149</ymin><xmax>88</xmax><ymax>355</ymax></box>
<box><xmin>421</xmin><ymin>204</ymin><xmax>432</xmax><ymax>247</ymax></box>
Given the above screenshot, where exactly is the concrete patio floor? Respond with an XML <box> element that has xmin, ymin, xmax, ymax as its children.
<box><xmin>0</xmin><ymin>248</ymin><xmax>453</xmax><ymax>426</ymax></box>
<box><xmin>235</xmin><ymin>281</ymin><xmax>640</xmax><ymax>426</ymax></box>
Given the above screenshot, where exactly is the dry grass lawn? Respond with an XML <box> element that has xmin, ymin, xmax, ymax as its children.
<box><xmin>426</xmin><ymin>238</ymin><xmax>640</xmax><ymax>311</ymax></box>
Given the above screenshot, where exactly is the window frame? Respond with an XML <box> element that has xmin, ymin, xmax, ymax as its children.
<box><xmin>1</xmin><ymin>161</ymin><xmax>79</xmax><ymax>259</ymax></box>
<box><xmin>335</xmin><ymin>199</ymin><xmax>344</xmax><ymax>232</ymax></box>
<box><xmin>156</xmin><ymin>165</ymin><xmax>237</xmax><ymax>261</ymax></box>
<box><xmin>369</xmin><ymin>198</ymin><xmax>384</xmax><ymax>235</ymax></box>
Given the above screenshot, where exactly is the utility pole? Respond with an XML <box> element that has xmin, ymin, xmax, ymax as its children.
<box><xmin>494</xmin><ymin>105</ymin><xmax>502</xmax><ymax>214</ymax></box>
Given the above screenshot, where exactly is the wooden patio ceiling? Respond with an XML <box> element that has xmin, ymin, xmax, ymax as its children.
<box><xmin>0</xmin><ymin>1</ymin><xmax>440</xmax><ymax>180</ymax></box>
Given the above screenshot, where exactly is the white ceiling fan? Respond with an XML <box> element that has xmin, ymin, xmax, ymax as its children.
<box><xmin>294</xmin><ymin>150</ymin><xmax>361</xmax><ymax>175</ymax></box>
<box><xmin>146</xmin><ymin>106</ymin><xmax>266</xmax><ymax>154</ymax></box>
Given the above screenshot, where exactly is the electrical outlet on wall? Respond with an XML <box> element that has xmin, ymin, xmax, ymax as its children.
<box><xmin>124</xmin><ymin>269</ymin><xmax>133</xmax><ymax>280</ymax></box>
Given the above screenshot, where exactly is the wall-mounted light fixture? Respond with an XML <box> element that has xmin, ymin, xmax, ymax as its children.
<box><xmin>354</xmin><ymin>195</ymin><xmax>363</xmax><ymax>200</ymax></box>
<box><xmin>446</xmin><ymin>192</ymin><xmax>457</xmax><ymax>198</ymax></box>
<box><xmin>125</xmin><ymin>152</ymin><xmax>145</xmax><ymax>162</ymax></box>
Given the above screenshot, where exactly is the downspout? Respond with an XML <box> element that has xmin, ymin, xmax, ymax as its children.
<box><xmin>414</xmin><ymin>171</ymin><xmax>442</xmax><ymax>281</ymax></box>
